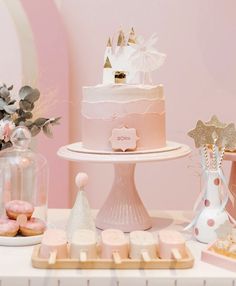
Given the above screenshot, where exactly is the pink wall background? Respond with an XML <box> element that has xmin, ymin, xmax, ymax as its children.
<box><xmin>0</xmin><ymin>0</ymin><xmax>235</xmax><ymax>210</ymax></box>
<box><xmin>20</xmin><ymin>0</ymin><xmax>70</xmax><ymax>207</ymax></box>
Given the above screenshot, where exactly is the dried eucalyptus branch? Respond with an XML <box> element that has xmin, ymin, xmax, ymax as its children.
<box><xmin>0</xmin><ymin>84</ymin><xmax>61</xmax><ymax>150</ymax></box>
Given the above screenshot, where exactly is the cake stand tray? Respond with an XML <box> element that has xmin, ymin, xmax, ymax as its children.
<box><xmin>57</xmin><ymin>141</ymin><xmax>191</xmax><ymax>232</ymax></box>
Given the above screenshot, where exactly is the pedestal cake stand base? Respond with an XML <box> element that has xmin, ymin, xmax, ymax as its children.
<box><xmin>96</xmin><ymin>163</ymin><xmax>151</xmax><ymax>231</ymax></box>
<box><xmin>57</xmin><ymin>141</ymin><xmax>191</xmax><ymax>232</ymax></box>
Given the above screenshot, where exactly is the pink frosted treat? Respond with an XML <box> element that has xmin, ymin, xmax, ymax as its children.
<box><xmin>158</xmin><ymin>230</ymin><xmax>186</xmax><ymax>260</ymax></box>
<box><xmin>0</xmin><ymin>217</ymin><xmax>19</xmax><ymax>236</ymax></box>
<box><xmin>5</xmin><ymin>200</ymin><xmax>34</xmax><ymax>220</ymax></box>
<box><xmin>101</xmin><ymin>229</ymin><xmax>128</xmax><ymax>263</ymax></box>
<box><xmin>39</xmin><ymin>229</ymin><xmax>68</xmax><ymax>263</ymax></box>
<box><xmin>20</xmin><ymin>217</ymin><xmax>46</xmax><ymax>236</ymax></box>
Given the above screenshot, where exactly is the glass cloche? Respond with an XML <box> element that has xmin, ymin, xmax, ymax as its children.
<box><xmin>0</xmin><ymin>126</ymin><xmax>48</xmax><ymax>222</ymax></box>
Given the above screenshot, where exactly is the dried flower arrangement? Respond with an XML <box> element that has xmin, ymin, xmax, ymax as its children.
<box><xmin>0</xmin><ymin>84</ymin><xmax>60</xmax><ymax>150</ymax></box>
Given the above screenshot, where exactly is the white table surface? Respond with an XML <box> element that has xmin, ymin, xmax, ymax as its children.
<box><xmin>0</xmin><ymin>209</ymin><xmax>236</xmax><ymax>286</ymax></box>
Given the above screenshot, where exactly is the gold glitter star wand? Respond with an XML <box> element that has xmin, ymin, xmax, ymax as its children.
<box><xmin>188</xmin><ymin>120</ymin><xmax>215</xmax><ymax>170</ymax></box>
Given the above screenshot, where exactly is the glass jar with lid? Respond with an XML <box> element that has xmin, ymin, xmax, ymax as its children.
<box><xmin>0</xmin><ymin>126</ymin><xmax>48</xmax><ymax>222</ymax></box>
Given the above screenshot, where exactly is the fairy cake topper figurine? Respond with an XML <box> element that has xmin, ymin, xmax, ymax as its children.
<box><xmin>103</xmin><ymin>28</ymin><xmax>166</xmax><ymax>85</ymax></box>
<box><xmin>129</xmin><ymin>33</ymin><xmax>166</xmax><ymax>84</ymax></box>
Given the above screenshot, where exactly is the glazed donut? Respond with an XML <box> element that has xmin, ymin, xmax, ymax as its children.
<box><xmin>20</xmin><ymin>217</ymin><xmax>46</xmax><ymax>236</ymax></box>
<box><xmin>5</xmin><ymin>200</ymin><xmax>34</xmax><ymax>220</ymax></box>
<box><xmin>0</xmin><ymin>217</ymin><xmax>19</xmax><ymax>237</ymax></box>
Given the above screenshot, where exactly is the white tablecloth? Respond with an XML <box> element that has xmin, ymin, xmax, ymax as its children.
<box><xmin>0</xmin><ymin>209</ymin><xmax>236</xmax><ymax>286</ymax></box>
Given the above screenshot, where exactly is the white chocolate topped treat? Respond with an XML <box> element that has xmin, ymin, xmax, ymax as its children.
<box><xmin>100</xmin><ymin>229</ymin><xmax>128</xmax><ymax>261</ymax></box>
<box><xmin>81</xmin><ymin>84</ymin><xmax>165</xmax><ymax>151</ymax></box>
<box><xmin>70</xmin><ymin>229</ymin><xmax>97</xmax><ymax>260</ymax></box>
<box><xmin>129</xmin><ymin>231</ymin><xmax>156</xmax><ymax>261</ymax></box>
<box><xmin>158</xmin><ymin>230</ymin><xmax>186</xmax><ymax>260</ymax></box>
<box><xmin>39</xmin><ymin>229</ymin><xmax>68</xmax><ymax>261</ymax></box>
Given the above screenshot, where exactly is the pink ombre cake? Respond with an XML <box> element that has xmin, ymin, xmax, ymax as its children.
<box><xmin>81</xmin><ymin>83</ymin><xmax>166</xmax><ymax>152</ymax></box>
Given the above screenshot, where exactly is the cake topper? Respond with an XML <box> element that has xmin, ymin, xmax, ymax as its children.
<box><xmin>128</xmin><ymin>27</ymin><xmax>136</xmax><ymax>45</ymax></box>
<box><xmin>106</xmin><ymin>37</ymin><xmax>112</xmax><ymax>47</ymax></box>
<box><xmin>104</xmin><ymin>56</ymin><xmax>112</xmax><ymax>69</ymax></box>
<box><xmin>129</xmin><ymin>34</ymin><xmax>166</xmax><ymax>84</ymax></box>
<box><xmin>114</xmin><ymin>71</ymin><xmax>127</xmax><ymax>84</ymax></box>
<box><xmin>117</xmin><ymin>30</ymin><xmax>126</xmax><ymax>47</ymax></box>
<box><xmin>102</xmin><ymin>28</ymin><xmax>166</xmax><ymax>85</ymax></box>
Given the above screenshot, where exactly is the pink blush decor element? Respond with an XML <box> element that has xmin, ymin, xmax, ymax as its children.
<box><xmin>109</xmin><ymin>127</ymin><xmax>139</xmax><ymax>152</ymax></box>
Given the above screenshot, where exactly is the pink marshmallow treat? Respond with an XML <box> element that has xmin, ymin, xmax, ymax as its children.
<box><xmin>100</xmin><ymin>229</ymin><xmax>128</xmax><ymax>260</ymax></box>
<box><xmin>158</xmin><ymin>230</ymin><xmax>186</xmax><ymax>260</ymax></box>
<box><xmin>39</xmin><ymin>229</ymin><xmax>68</xmax><ymax>260</ymax></box>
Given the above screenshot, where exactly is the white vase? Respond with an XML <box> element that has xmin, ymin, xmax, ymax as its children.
<box><xmin>193</xmin><ymin>170</ymin><xmax>229</xmax><ymax>243</ymax></box>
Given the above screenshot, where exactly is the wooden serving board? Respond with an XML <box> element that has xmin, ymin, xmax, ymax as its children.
<box><xmin>32</xmin><ymin>245</ymin><xmax>194</xmax><ymax>269</ymax></box>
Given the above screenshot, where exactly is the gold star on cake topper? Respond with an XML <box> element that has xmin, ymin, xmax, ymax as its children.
<box><xmin>205</xmin><ymin>115</ymin><xmax>227</xmax><ymax>128</ymax></box>
<box><xmin>188</xmin><ymin>120</ymin><xmax>216</xmax><ymax>148</ymax></box>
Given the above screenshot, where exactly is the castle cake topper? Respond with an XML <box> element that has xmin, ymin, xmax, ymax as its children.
<box><xmin>103</xmin><ymin>28</ymin><xmax>166</xmax><ymax>85</ymax></box>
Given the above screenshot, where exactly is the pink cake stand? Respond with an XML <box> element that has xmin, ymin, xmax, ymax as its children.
<box><xmin>57</xmin><ymin>141</ymin><xmax>191</xmax><ymax>232</ymax></box>
<box><xmin>224</xmin><ymin>152</ymin><xmax>236</xmax><ymax>219</ymax></box>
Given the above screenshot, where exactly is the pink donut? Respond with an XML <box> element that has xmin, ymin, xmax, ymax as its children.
<box><xmin>0</xmin><ymin>217</ymin><xmax>19</xmax><ymax>237</ymax></box>
<box><xmin>5</xmin><ymin>200</ymin><xmax>34</xmax><ymax>220</ymax></box>
<box><xmin>20</xmin><ymin>217</ymin><xmax>46</xmax><ymax>236</ymax></box>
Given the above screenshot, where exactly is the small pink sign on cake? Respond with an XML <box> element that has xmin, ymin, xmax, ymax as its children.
<box><xmin>109</xmin><ymin>127</ymin><xmax>139</xmax><ymax>152</ymax></box>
